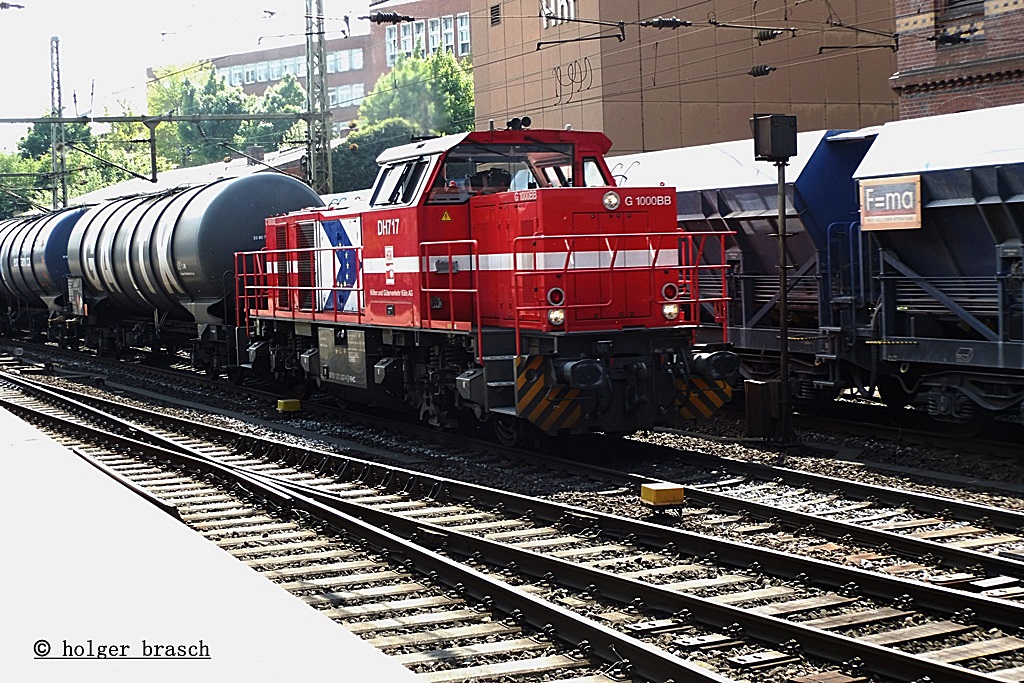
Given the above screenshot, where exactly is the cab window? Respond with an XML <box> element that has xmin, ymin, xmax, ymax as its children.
<box><xmin>370</xmin><ymin>157</ymin><xmax>429</xmax><ymax>207</ymax></box>
<box><xmin>428</xmin><ymin>140</ymin><xmax>573</xmax><ymax>202</ymax></box>
<box><xmin>582</xmin><ymin>157</ymin><xmax>610</xmax><ymax>187</ymax></box>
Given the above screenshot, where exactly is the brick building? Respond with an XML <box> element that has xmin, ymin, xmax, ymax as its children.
<box><xmin>892</xmin><ymin>0</ymin><xmax>1024</xmax><ymax>117</ymax></box>
<box><xmin>368</xmin><ymin>0</ymin><xmax>473</xmax><ymax>66</ymax></box>
<box><xmin>211</xmin><ymin>33</ymin><xmax>377</xmax><ymax>135</ymax></box>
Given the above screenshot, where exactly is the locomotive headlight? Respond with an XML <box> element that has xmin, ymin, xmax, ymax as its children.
<box><xmin>602</xmin><ymin>191</ymin><xmax>621</xmax><ymax>211</ymax></box>
<box><xmin>662</xmin><ymin>303</ymin><xmax>680</xmax><ymax>320</ymax></box>
<box><xmin>547</xmin><ymin>308</ymin><xmax>566</xmax><ymax>325</ymax></box>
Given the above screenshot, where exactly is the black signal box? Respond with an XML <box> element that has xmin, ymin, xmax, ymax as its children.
<box><xmin>750</xmin><ymin>114</ymin><xmax>797</xmax><ymax>161</ymax></box>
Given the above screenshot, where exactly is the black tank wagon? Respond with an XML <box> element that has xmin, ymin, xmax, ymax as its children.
<box><xmin>1</xmin><ymin>173</ymin><xmax>321</xmax><ymax>368</ymax></box>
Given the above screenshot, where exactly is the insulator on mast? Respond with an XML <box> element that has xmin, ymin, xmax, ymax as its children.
<box><xmin>748</xmin><ymin>64</ymin><xmax>777</xmax><ymax>77</ymax></box>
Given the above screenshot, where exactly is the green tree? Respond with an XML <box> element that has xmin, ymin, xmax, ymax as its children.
<box><xmin>333</xmin><ymin>52</ymin><xmax>474</xmax><ymax>192</ymax></box>
<box><xmin>146</xmin><ymin>62</ymin><xmax>217</xmax><ymax>165</ymax></box>
<box><xmin>426</xmin><ymin>52</ymin><xmax>474</xmax><ymax>134</ymax></box>
<box><xmin>358</xmin><ymin>51</ymin><xmax>473</xmax><ymax>135</ymax></box>
<box><xmin>239</xmin><ymin>73</ymin><xmax>306</xmax><ymax>153</ymax></box>
<box><xmin>331</xmin><ymin>118</ymin><xmax>418</xmax><ymax>192</ymax></box>
<box><xmin>17</xmin><ymin>116</ymin><xmax>96</xmax><ymax>161</ymax></box>
<box><xmin>0</xmin><ymin>152</ymin><xmax>48</xmax><ymax>219</ymax></box>
<box><xmin>176</xmin><ymin>69</ymin><xmax>255</xmax><ymax>166</ymax></box>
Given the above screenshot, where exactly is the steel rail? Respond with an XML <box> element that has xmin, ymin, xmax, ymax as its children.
<box><xmin>652</xmin><ymin>435</ymin><xmax>1024</xmax><ymax>532</ymax></box>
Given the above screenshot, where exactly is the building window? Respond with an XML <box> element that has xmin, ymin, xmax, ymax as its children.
<box><xmin>244</xmin><ymin>64</ymin><xmax>256</xmax><ymax>84</ymax></box>
<box><xmin>442</xmin><ymin>15</ymin><xmax>455</xmax><ymax>54</ymax></box>
<box><xmin>338</xmin><ymin>85</ymin><xmax>352</xmax><ymax>107</ymax></box>
<box><xmin>329</xmin><ymin>88</ymin><xmax>339</xmax><ymax>107</ymax></box>
<box><xmin>256</xmin><ymin>62</ymin><xmax>269</xmax><ymax>82</ymax></box>
<box><xmin>351</xmin><ymin>48</ymin><xmax>363</xmax><ymax>70</ymax></box>
<box><xmin>401</xmin><ymin>22</ymin><xmax>413</xmax><ymax>57</ymax></box>
<box><xmin>428</xmin><ymin>18</ymin><xmax>441</xmax><ymax>54</ymax></box>
<box><xmin>414</xmin><ymin>20</ymin><xmax>426</xmax><ymax>57</ymax></box>
<box><xmin>327</xmin><ymin>52</ymin><xmax>338</xmax><ymax>73</ymax></box>
<box><xmin>386</xmin><ymin>25</ymin><xmax>398</xmax><ymax>66</ymax></box>
<box><xmin>352</xmin><ymin>83</ymin><xmax>365</xmax><ymax>106</ymax></box>
<box><xmin>942</xmin><ymin>0</ymin><xmax>984</xmax><ymax>19</ymax></box>
<box><xmin>283</xmin><ymin>58</ymin><xmax>296</xmax><ymax>76</ymax></box>
<box><xmin>231</xmin><ymin>66</ymin><xmax>244</xmax><ymax>86</ymax></box>
<box><xmin>270</xmin><ymin>60</ymin><xmax>283</xmax><ymax>80</ymax></box>
<box><xmin>457</xmin><ymin>13</ymin><xmax>470</xmax><ymax>55</ymax></box>
<box><xmin>490</xmin><ymin>4</ymin><xmax>501</xmax><ymax>26</ymax></box>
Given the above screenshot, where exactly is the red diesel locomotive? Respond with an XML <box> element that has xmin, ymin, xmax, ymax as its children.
<box><xmin>236</xmin><ymin>125</ymin><xmax>738</xmax><ymax>443</ymax></box>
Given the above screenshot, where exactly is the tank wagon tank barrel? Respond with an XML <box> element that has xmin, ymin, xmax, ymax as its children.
<box><xmin>66</xmin><ymin>174</ymin><xmax>323</xmax><ymax>325</ymax></box>
<box><xmin>0</xmin><ymin>206</ymin><xmax>92</xmax><ymax>312</ymax></box>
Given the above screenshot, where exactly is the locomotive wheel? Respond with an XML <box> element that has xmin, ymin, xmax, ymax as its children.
<box><xmin>793</xmin><ymin>396</ymin><xmax>830</xmax><ymax>416</ymax></box>
<box><xmin>493</xmin><ymin>414</ymin><xmax>522</xmax><ymax>447</ymax></box>
<box><xmin>277</xmin><ymin>377</ymin><xmax>312</xmax><ymax>400</ymax></box>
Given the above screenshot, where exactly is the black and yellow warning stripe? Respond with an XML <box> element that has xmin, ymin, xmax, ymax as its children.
<box><xmin>676</xmin><ymin>377</ymin><xmax>734</xmax><ymax>421</ymax></box>
<box><xmin>515</xmin><ymin>355</ymin><xmax>584</xmax><ymax>434</ymax></box>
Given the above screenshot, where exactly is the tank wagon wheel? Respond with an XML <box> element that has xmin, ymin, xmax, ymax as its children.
<box><xmin>493</xmin><ymin>413</ymin><xmax>523</xmax><ymax>447</ymax></box>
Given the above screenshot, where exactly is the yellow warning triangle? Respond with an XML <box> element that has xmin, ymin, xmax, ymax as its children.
<box><xmin>441</xmin><ymin>211</ymin><xmax>452</xmax><ymax>222</ymax></box>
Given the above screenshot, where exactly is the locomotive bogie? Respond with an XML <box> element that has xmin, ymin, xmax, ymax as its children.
<box><xmin>242</xmin><ymin>314</ymin><xmax>735</xmax><ymax>437</ymax></box>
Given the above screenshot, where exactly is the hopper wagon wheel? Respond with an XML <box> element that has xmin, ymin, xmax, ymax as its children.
<box><xmin>493</xmin><ymin>413</ymin><xmax>523</xmax><ymax>447</ymax></box>
<box><xmin>877</xmin><ymin>376</ymin><xmax>914</xmax><ymax>410</ymax></box>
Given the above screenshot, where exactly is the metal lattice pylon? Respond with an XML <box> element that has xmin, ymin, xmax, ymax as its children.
<box><xmin>50</xmin><ymin>36</ymin><xmax>67</xmax><ymax>208</ymax></box>
<box><xmin>306</xmin><ymin>0</ymin><xmax>332</xmax><ymax>194</ymax></box>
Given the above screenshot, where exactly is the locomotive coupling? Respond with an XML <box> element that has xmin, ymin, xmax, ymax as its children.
<box><xmin>692</xmin><ymin>350</ymin><xmax>741</xmax><ymax>381</ymax></box>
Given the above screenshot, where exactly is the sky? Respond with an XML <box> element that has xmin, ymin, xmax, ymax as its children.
<box><xmin>0</xmin><ymin>0</ymin><xmax>370</xmax><ymax>152</ymax></box>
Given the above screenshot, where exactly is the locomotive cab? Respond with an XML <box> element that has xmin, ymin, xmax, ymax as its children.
<box><xmin>238</xmin><ymin>127</ymin><xmax>738</xmax><ymax>442</ymax></box>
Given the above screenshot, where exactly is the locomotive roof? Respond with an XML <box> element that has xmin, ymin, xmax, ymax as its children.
<box><xmin>375</xmin><ymin>129</ymin><xmax>614</xmax><ymax>165</ymax></box>
<box><xmin>854</xmin><ymin>103</ymin><xmax>1024</xmax><ymax>179</ymax></box>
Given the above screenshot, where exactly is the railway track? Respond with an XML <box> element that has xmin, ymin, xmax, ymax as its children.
<box><xmin>2</xmin><ymin>379</ymin><xmax>719</xmax><ymax>683</ymax></box>
<box><xmin>12</xmin><ymin>355</ymin><xmax>1024</xmax><ymax>594</ymax></box>
<box><xmin>4</xmin><ymin>366</ymin><xmax>1024</xmax><ymax>681</ymax></box>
